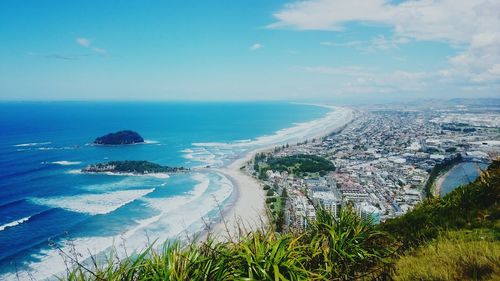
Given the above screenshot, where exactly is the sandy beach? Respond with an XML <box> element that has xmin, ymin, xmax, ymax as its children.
<box><xmin>209</xmin><ymin>105</ymin><xmax>355</xmax><ymax>240</ymax></box>
<box><xmin>433</xmin><ymin>162</ymin><xmax>467</xmax><ymax>197</ymax></box>
<box><xmin>433</xmin><ymin>170</ymin><xmax>449</xmax><ymax>197</ymax></box>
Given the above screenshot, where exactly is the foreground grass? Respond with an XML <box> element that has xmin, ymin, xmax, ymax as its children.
<box><xmin>393</xmin><ymin>229</ymin><xmax>500</xmax><ymax>281</ymax></box>
<box><xmin>60</xmin><ymin>208</ymin><xmax>394</xmax><ymax>281</ymax></box>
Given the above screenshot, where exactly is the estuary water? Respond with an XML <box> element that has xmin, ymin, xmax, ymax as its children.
<box><xmin>439</xmin><ymin>161</ymin><xmax>489</xmax><ymax>197</ymax></box>
<box><xmin>0</xmin><ymin>102</ymin><xmax>329</xmax><ymax>279</ymax></box>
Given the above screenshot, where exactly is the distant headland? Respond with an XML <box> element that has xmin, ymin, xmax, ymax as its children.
<box><xmin>94</xmin><ymin>130</ymin><xmax>144</xmax><ymax>145</ymax></box>
<box><xmin>82</xmin><ymin>160</ymin><xmax>189</xmax><ymax>176</ymax></box>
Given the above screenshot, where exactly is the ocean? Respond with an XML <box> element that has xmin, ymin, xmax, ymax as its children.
<box><xmin>0</xmin><ymin>101</ymin><xmax>330</xmax><ymax>279</ymax></box>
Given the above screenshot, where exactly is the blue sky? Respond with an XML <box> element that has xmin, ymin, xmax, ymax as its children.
<box><xmin>1</xmin><ymin>0</ymin><xmax>499</xmax><ymax>102</ymax></box>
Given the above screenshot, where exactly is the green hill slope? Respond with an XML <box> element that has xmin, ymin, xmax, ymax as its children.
<box><xmin>380</xmin><ymin>160</ymin><xmax>499</xmax><ymax>250</ymax></box>
<box><xmin>381</xmin><ymin>159</ymin><xmax>499</xmax><ymax>280</ymax></box>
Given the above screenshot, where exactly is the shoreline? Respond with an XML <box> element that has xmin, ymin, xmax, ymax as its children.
<box><xmin>207</xmin><ymin>105</ymin><xmax>355</xmax><ymax>240</ymax></box>
<box><xmin>434</xmin><ymin>161</ymin><xmax>488</xmax><ymax>197</ymax></box>
<box><xmin>433</xmin><ymin>160</ymin><xmax>469</xmax><ymax>197</ymax></box>
<box><xmin>69</xmin><ymin>170</ymin><xmax>173</xmax><ymax>179</ymax></box>
<box><xmin>0</xmin><ymin>104</ymin><xmax>354</xmax><ymax>279</ymax></box>
<box><xmin>433</xmin><ymin>167</ymin><xmax>453</xmax><ymax>197</ymax></box>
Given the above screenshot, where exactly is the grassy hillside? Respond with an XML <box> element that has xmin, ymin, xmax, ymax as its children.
<box><xmin>381</xmin><ymin>159</ymin><xmax>499</xmax><ymax>250</ymax></box>
<box><xmin>392</xmin><ymin>229</ymin><xmax>499</xmax><ymax>280</ymax></box>
<box><xmin>62</xmin><ymin>160</ymin><xmax>499</xmax><ymax>280</ymax></box>
<box><xmin>382</xmin><ymin>159</ymin><xmax>499</xmax><ymax>280</ymax></box>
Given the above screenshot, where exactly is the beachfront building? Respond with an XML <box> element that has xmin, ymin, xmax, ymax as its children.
<box><xmin>285</xmin><ymin>193</ymin><xmax>316</xmax><ymax>229</ymax></box>
<box><xmin>311</xmin><ymin>190</ymin><xmax>342</xmax><ymax>218</ymax></box>
<box><xmin>357</xmin><ymin>201</ymin><xmax>382</xmax><ymax>224</ymax></box>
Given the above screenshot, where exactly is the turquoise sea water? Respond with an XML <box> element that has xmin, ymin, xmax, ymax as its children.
<box><xmin>0</xmin><ymin>102</ymin><xmax>329</xmax><ymax>279</ymax></box>
<box><xmin>439</xmin><ymin>162</ymin><xmax>489</xmax><ymax>197</ymax></box>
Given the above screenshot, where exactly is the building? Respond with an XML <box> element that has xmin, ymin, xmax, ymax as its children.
<box><xmin>312</xmin><ymin>190</ymin><xmax>342</xmax><ymax>218</ymax></box>
<box><xmin>357</xmin><ymin>201</ymin><xmax>381</xmax><ymax>224</ymax></box>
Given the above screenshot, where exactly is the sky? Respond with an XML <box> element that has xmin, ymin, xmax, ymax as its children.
<box><xmin>0</xmin><ymin>0</ymin><xmax>499</xmax><ymax>102</ymax></box>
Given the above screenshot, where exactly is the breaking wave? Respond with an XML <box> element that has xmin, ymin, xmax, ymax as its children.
<box><xmin>0</xmin><ymin>216</ymin><xmax>31</xmax><ymax>232</ymax></box>
<box><xmin>30</xmin><ymin>189</ymin><xmax>155</xmax><ymax>215</ymax></box>
<box><xmin>51</xmin><ymin>160</ymin><xmax>82</xmax><ymax>166</ymax></box>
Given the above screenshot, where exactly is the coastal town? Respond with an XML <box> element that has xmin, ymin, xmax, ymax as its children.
<box><xmin>250</xmin><ymin>101</ymin><xmax>500</xmax><ymax>229</ymax></box>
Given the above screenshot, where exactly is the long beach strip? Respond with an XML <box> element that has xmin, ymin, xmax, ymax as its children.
<box><xmin>210</xmin><ymin>105</ymin><xmax>355</xmax><ymax>240</ymax></box>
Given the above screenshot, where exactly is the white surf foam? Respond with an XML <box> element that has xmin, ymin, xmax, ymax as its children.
<box><xmin>193</xmin><ymin>106</ymin><xmax>352</xmax><ymax>151</ymax></box>
<box><xmin>66</xmin><ymin>169</ymin><xmax>82</xmax><ymax>174</ymax></box>
<box><xmin>13</xmin><ymin>142</ymin><xmax>51</xmax><ymax>147</ymax></box>
<box><xmin>51</xmin><ymin>160</ymin><xmax>82</xmax><ymax>166</ymax></box>
<box><xmin>187</xmin><ymin>106</ymin><xmax>353</xmax><ymax>168</ymax></box>
<box><xmin>133</xmin><ymin>172</ymin><xmax>233</xmax><ymax>242</ymax></box>
<box><xmin>71</xmin><ymin>169</ymin><xmax>170</xmax><ymax>179</ymax></box>
<box><xmin>0</xmin><ymin>217</ymin><xmax>160</xmax><ymax>281</ymax></box>
<box><xmin>37</xmin><ymin>147</ymin><xmax>55</xmax><ymax>151</ymax></box>
<box><xmin>1</xmin><ymin>173</ymin><xmax>234</xmax><ymax>281</ymax></box>
<box><xmin>0</xmin><ymin>216</ymin><xmax>31</xmax><ymax>232</ymax></box>
<box><xmin>181</xmin><ymin>147</ymin><xmax>224</xmax><ymax>167</ymax></box>
<box><xmin>146</xmin><ymin>172</ymin><xmax>233</xmax><ymax>238</ymax></box>
<box><xmin>99</xmin><ymin>171</ymin><xmax>170</xmax><ymax>179</ymax></box>
<box><xmin>30</xmin><ymin>189</ymin><xmax>155</xmax><ymax>215</ymax></box>
<box><xmin>81</xmin><ymin>177</ymin><xmax>156</xmax><ymax>192</ymax></box>
<box><xmin>142</xmin><ymin>173</ymin><xmax>210</xmax><ymax>214</ymax></box>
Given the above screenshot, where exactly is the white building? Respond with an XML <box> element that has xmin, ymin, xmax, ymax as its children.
<box><xmin>312</xmin><ymin>190</ymin><xmax>342</xmax><ymax>218</ymax></box>
<box><xmin>357</xmin><ymin>201</ymin><xmax>381</xmax><ymax>224</ymax></box>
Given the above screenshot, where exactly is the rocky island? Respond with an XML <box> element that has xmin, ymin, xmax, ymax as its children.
<box><xmin>94</xmin><ymin>130</ymin><xmax>144</xmax><ymax>145</ymax></box>
<box><xmin>82</xmin><ymin>160</ymin><xmax>189</xmax><ymax>176</ymax></box>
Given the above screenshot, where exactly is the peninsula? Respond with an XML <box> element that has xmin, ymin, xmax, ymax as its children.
<box><xmin>94</xmin><ymin>130</ymin><xmax>144</xmax><ymax>145</ymax></box>
<box><xmin>82</xmin><ymin>160</ymin><xmax>188</xmax><ymax>176</ymax></box>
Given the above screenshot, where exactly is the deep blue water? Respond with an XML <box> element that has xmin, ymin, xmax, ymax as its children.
<box><xmin>440</xmin><ymin>162</ymin><xmax>489</xmax><ymax>197</ymax></box>
<box><xmin>0</xmin><ymin>102</ymin><xmax>328</xmax><ymax>279</ymax></box>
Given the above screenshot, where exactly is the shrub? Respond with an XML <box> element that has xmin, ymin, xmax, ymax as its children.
<box><xmin>266</xmin><ymin>197</ymin><xmax>277</xmax><ymax>203</ymax></box>
<box><xmin>62</xmin><ymin>207</ymin><xmax>395</xmax><ymax>281</ymax></box>
<box><xmin>305</xmin><ymin>207</ymin><xmax>396</xmax><ymax>280</ymax></box>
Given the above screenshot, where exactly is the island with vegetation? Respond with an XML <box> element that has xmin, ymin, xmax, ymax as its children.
<box><xmin>93</xmin><ymin>130</ymin><xmax>145</xmax><ymax>145</ymax></box>
<box><xmin>82</xmin><ymin>160</ymin><xmax>189</xmax><ymax>175</ymax></box>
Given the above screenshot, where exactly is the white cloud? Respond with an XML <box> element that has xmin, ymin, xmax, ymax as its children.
<box><xmin>269</xmin><ymin>0</ymin><xmax>498</xmax><ymax>43</ymax></box>
<box><xmin>76</xmin><ymin>37</ymin><xmax>107</xmax><ymax>55</ymax></box>
<box><xmin>270</xmin><ymin>0</ymin><xmax>500</xmax><ymax>83</ymax></box>
<box><xmin>250</xmin><ymin>43</ymin><xmax>263</xmax><ymax>51</ymax></box>
<box><xmin>301</xmin><ymin>65</ymin><xmax>372</xmax><ymax>77</ymax></box>
<box><xmin>321</xmin><ymin>36</ymin><xmax>409</xmax><ymax>52</ymax></box>
<box><xmin>268</xmin><ymin>0</ymin><xmax>391</xmax><ymax>31</ymax></box>
<box><xmin>91</xmin><ymin>47</ymin><xmax>107</xmax><ymax>54</ymax></box>
<box><xmin>299</xmin><ymin>64</ymin><xmax>443</xmax><ymax>95</ymax></box>
<box><xmin>448</xmin><ymin>31</ymin><xmax>500</xmax><ymax>82</ymax></box>
<box><xmin>370</xmin><ymin>35</ymin><xmax>409</xmax><ymax>51</ymax></box>
<box><xmin>76</xmin><ymin>37</ymin><xmax>91</xmax><ymax>47</ymax></box>
<box><xmin>320</xmin><ymin>40</ymin><xmax>362</xmax><ymax>47</ymax></box>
